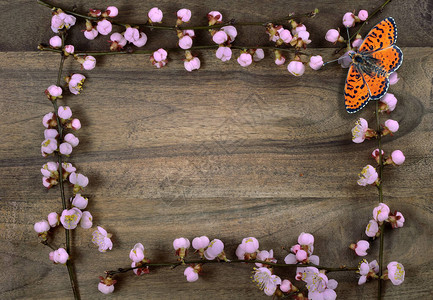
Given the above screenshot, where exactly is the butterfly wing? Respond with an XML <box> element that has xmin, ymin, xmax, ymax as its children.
<box><xmin>344</xmin><ymin>64</ymin><xmax>371</xmax><ymax>113</ymax></box>
<box><xmin>358</xmin><ymin>17</ymin><xmax>397</xmax><ymax>53</ymax></box>
<box><xmin>370</xmin><ymin>44</ymin><xmax>403</xmax><ymax>74</ymax></box>
<box><xmin>361</xmin><ymin>71</ymin><xmax>389</xmax><ymax>100</ymax></box>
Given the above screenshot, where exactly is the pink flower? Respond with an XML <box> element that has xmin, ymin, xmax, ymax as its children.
<box><xmin>41</xmin><ymin>161</ymin><xmax>58</xmax><ymax>177</ymax></box>
<box><xmin>184</xmin><ymin>266</ymin><xmax>200</xmax><ymax>282</ymax></box>
<box><xmin>275</xmin><ymin>56</ymin><xmax>285</xmax><ymax>65</ymax></box>
<box><xmin>391</xmin><ymin>150</ymin><xmax>405</xmax><ymax>165</ymax></box>
<box><xmin>296</xmin><ymin>249</ymin><xmax>308</xmax><ymax>261</ymax></box>
<box><xmin>51</xmin><ymin>248</ymin><xmax>69</xmax><ymax>264</ymax></box>
<box><xmin>64</xmin><ymin>45</ymin><xmax>74</xmax><ymax>55</ymax></box>
<box><xmin>309</xmin><ymin>55</ymin><xmax>323</xmax><ymax>70</ymax></box>
<box><xmin>124</xmin><ymin>27</ymin><xmax>139</xmax><ymax>43</ymax></box>
<box><xmin>109</xmin><ymin>32</ymin><xmax>127</xmax><ymax>50</ymax></box>
<box><xmin>373</xmin><ymin>203</ymin><xmax>390</xmax><ymax>222</ymax></box>
<box><xmin>133</xmin><ymin>32</ymin><xmax>148</xmax><ymax>47</ymax></box>
<box><xmin>192</xmin><ymin>236</ymin><xmax>210</xmax><ymax>250</ymax></box>
<box><xmin>204</xmin><ymin>239</ymin><xmax>226</xmax><ymax>260</ymax></box>
<box><xmin>82</xmin><ymin>56</ymin><xmax>96</xmax><ymax>70</ymax></box>
<box><xmin>92</xmin><ymin>226</ymin><xmax>113</xmax><ymax>252</ymax></box>
<box><xmin>389</xmin><ymin>72</ymin><xmax>400</xmax><ymax>85</ymax></box>
<box><xmin>379</xmin><ymin>93</ymin><xmax>397</xmax><ymax>113</ymax></box>
<box><xmin>239</xmin><ymin>237</ymin><xmax>260</xmax><ymax>254</ymax></box>
<box><xmin>182</xmin><ymin>29</ymin><xmax>195</xmax><ymax>38</ymax></box>
<box><xmin>184</xmin><ymin>57</ymin><xmax>200</xmax><ymax>72</ymax></box>
<box><xmin>237</xmin><ymin>53</ymin><xmax>253</xmax><ymax>67</ymax></box>
<box><xmin>387</xmin><ymin>262</ymin><xmax>405</xmax><ymax>285</ymax></box>
<box><xmin>253</xmin><ymin>267</ymin><xmax>281</xmax><ymax>296</ymax></box>
<box><xmin>177</xmin><ymin>9</ymin><xmax>192</xmax><ymax>22</ymax></box>
<box><xmin>357</xmin><ymin>165</ymin><xmax>378</xmax><ymax>186</ymax></box>
<box><xmin>46</xmin><ymin>85</ymin><xmax>62</xmax><ymax>99</ymax></box>
<box><xmin>51</xmin><ymin>12</ymin><xmax>76</xmax><ymax>32</ymax></box>
<box><xmin>62</xmin><ymin>162</ymin><xmax>76</xmax><ymax>174</ymax></box>
<box><xmin>298</xmin><ymin>232</ymin><xmax>314</xmax><ymax>246</ymax></box>
<box><xmin>278</xmin><ymin>29</ymin><xmax>293</xmax><ymax>43</ymax></box>
<box><xmin>384</xmin><ymin>119</ymin><xmax>399</xmax><ymax>134</ymax></box>
<box><xmin>352</xmin><ymin>38</ymin><xmax>363</xmax><ymax>48</ymax></box>
<box><xmin>34</xmin><ymin>220</ymin><xmax>50</xmax><ymax>233</ymax></box>
<box><xmin>59</xmin><ymin>142</ymin><xmax>73</xmax><ymax>155</ymax></box>
<box><xmin>98</xmin><ymin>280</ymin><xmax>115</xmax><ymax>294</ymax></box>
<box><xmin>151</xmin><ymin>48</ymin><xmax>168</xmax><ymax>68</ymax></box>
<box><xmin>325</xmin><ymin>29</ymin><xmax>340</xmax><ymax>43</ymax></box>
<box><xmin>173</xmin><ymin>237</ymin><xmax>190</xmax><ymax>259</ymax></box>
<box><xmin>58</xmin><ymin>106</ymin><xmax>72</xmax><ymax>119</ymax></box>
<box><xmin>60</xmin><ymin>207</ymin><xmax>82</xmax><ymax>229</ymax></box>
<box><xmin>352</xmin><ymin>118</ymin><xmax>369</xmax><ymax>143</ymax></box>
<box><xmin>179</xmin><ymin>35</ymin><xmax>193</xmax><ymax>49</ymax></box>
<box><xmin>69</xmin><ymin>172</ymin><xmax>89</xmax><ymax>193</ymax></box>
<box><xmin>280</xmin><ymin>279</ymin><xmax>293</xmax><ymax>293</ymax></box>
<box><xmin>68</xmin><ymin>74</ymin><xmax>86</xmax><ymax>95</ymax></box>
<box><xmin>297</xmin><ymin>30</ymin><xmax>311</xmax><ymax>44</ymax></box>
<box><xmin>71</xmin><ymin>194</ymin><xmax>88</xmax><ymax>210</ymax></box>
<box><xmin>221</xmin><ymin>26</ymin><xmax>237</xmax><ymax>42</ymax></box>
<box><xmin>212</xmin><ymin>31</ymin><xmax>228</xmax><ymax>44</ymax></box>
<box><xmin>96</xmin><ymin>19</ymin><xmax>112</xmax><ymax>35</ymax></box>
<box><xmin>80</xmin><ymin>211</ymin><xmax>93</xmax><ymax>229</ymax></box>
<box><xmin>253</xmin><ymin>49</ymin><xmax>264</xmax><ymax>62</ymax></box>
<box><xmin>358</xmin><ymin>259</ymin><xmax>379</xmax><ymax>285</ymax></box>
<box><xmin>130</xmin><ymin>243</ymin><xmax>145</xmax><ymax>263</ymax></box>
<box><xmin>343</xmin><ymin>12</ymin><xmax>356</xmax><ymax>27</ymax></box>
<box><xmin>358</xmin><ymin>10</ymin><xmax>368</xmax><ymax>21</ymax></box>
<box><xmin>41</xmin><ymin>138</ymin><xmax>58</xmax><ymax>156</ymax></box>
<box><xmin>389</xmin><ymin>211</ymin><xmax>405</xmax><ymax>228</ymax></box>
<box><xmin>207</xmin><ymin>11</ymin><xmax>222</xmax><ymax>25</ymax></box>
<box><xmin>284</xmin><ymin>253</ymin><xmax>297</xmax><ymax>264</ymax></box>
<box><xmin>47</xmin><ymin>212</ymin><xmax>60</xmax><ymax>227</ymax></box>
<box><xmin>44</xmin><ymin>129</ymin><xmax>58</xmax><ymax>139</ymax></box>
<box><xmin>84</xmin><ymin>28</ymin><xmax>98</xmax><ymax>40</ymax></box>
<box><xmin>365</xmin><ymin>219</ymin><xmax>379</xmax><ymax>237</ymax></box>
<box><xmin>293</xmin><ymin>24</ymin><xmax>307</xmax><ymax>34</ymax></box>
<box><xmin>255</xmin><ymin>249</ymin><xmax>276</xmax><ymax>267</ymax></box>
<box><xmin>216</xmin><ymin>46</ymin><xmax>232</xmax><ymax>62</ymax></box>
<box><xmin>372</xmin><ymin>148</ymin><xmax>385</xmax><ymax>163</ymax></box>
<box><xmin>64</xmin><ymin>133</ymin><xmax>79</xmax><ymax>147</ymax></box>
<box><xmin>350</xmin><ymin>240</ymin><xmax>370</xmax><ymax>256</ymax></box>
<box><xmin>70</xmin><ymin>118</ymin><xmax>81</xmax><ymax>130</ymax></box>
<box><xmin>106</xmin><ymin>6</ymin><xmax>118</xmax><ymax>17</ymax></box>
<box><xmin>148</xmin><ymin>7</ymin><xmax>163</xmax><ymax>23</ymax></box>
<box><xmin>300</xmin><ymin>267</ymin><xmax>338</xmax><ymax>299</ymax></box>
<box><xmin>287</xmin><ymin>61</ymin><xmax>305</xmax><ymax>76</ymax></box>
<box><xmin>49</xmin><ymin>36</ymin><xmax>62</xmax><ymax>48</ymax></box>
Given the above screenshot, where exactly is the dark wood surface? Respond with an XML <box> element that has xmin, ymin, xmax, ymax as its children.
<box><xmin>1</xmin><ymin>0</ymin><xmax>432</xmax><ymax>299</ymax></box>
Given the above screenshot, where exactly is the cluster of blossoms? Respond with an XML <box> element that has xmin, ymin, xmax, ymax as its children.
<box><xmin>325</xmin><ymin>10</ymin><xmax>368</xmax><ymax>49</ymax></box>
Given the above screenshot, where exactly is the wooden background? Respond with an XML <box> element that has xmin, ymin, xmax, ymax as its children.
<box><xmin>1</xmin><ymin>0</ymin><xmax>432</xmax><ymax>299</ymax></box>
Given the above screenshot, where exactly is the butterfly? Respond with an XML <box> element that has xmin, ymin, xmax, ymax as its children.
<box><xmin>344</xmin><ymin>17</ymin><xmax>403</xmax><ymax>113</ymax></box>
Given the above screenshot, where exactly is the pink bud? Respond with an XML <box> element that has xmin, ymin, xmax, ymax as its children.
<box><xmin>182</xmin><ymin>29</ymin><xmax>195</xmax><ymax>37</ymax></box>
<box><xmin>124</xmin><ymin>27</ymin><xmax>140</xmax><ymax>43</ymax></box>
<box><xmin>221</xmin><ymin>26</ymin><xmax>237</xmax><ymax>42</ymax></box>
<box><xmin>279</xmin><ymin>29</ymin><xmax>293</xmax><ymax>43</ymax></box>
<box><xmin>358</xmin><ymin>10</ymin><xmax>368</xmax><ymax>21</ymax></box>
<box><xmin>153</xmin><ymin>48</ymin><xmax>167</xmax><ymax>62</ymax></box>
<box><xmin>295</xmin><ymin>249</ymin><xmax>307</xmax><ymax>261</ymax></box>
<box><xmin>298</xmin><ymin>232</ymin><xmax>314</xmax><ymax>246</ymax></box>
<box><xmin>184</xmin><ymin>57</ymin><xmax>200</xmax><ymax>72</ymax></box>
<box><xmin>58</xmin><ymin>106</ymin><xmax>72</xmax><ymax>119</ymax></box>
<box><xmin>343</xmin><ymin>12</ymin><xmax>356</xmax><ymax>27</ymax></box>
<box><xmin>71</xmin><ymin>118</ymin><xmax>81</xmax><ymax>130</ymax></box>
<box><xmin>52</xmin><ymin>248</ymin><xmax>69</xmax><ymax>264</ymax></box>
<box><xmin>192</xmin><ymin>236</ymin><xmax>210</xmax><ymax>250</ymax></box>
<box><xmin>253</xmin><ymin>49</ymin><xmax>264</xmax><ymax>62</ymax></box>
<box><xmin>59</xmin><ymin>142</ymin><xmax>73</xmax><ymax>155</ymax></box>
<box><xmin>177</xmin><ymin>9</ymin><xmax>191</xmax><ymax>22</ymax></box>
<box><xmin>110</xmin><ymin>32</ymin><xmax>127</xmax><ymax>47</ymax></box>
<box><xmin>98</xmin><ymin>283</ymin><xmax>115</xmax><ymax>294</ymax></box>
<box><xmin>184</xmin><ymin>266</ymin><xmax>199</xmax><ymax>282</ymax></box>
<box><xmin>354</xmin><ymin>240</ymin><xmax>370</xmax><ymax>256</ymax></box>
<box><xmin>82</xmin><ymin>56</ymin><xmax>96</xmax><ymax>70</ymax></box>
<box><xmin>391</xmin><ymin>150</ymin><xmax>405</xmax><ymax>165</ymax></box>
<box><xmin>280</xmin><ymin>279</ymin><xmax>293</xmax><ymax>292</ymax></box>
<box><xmin>64</xmin><ymin>45</ymin><xmax>74</xmax><ymax>54</ymax></box>
<box><xmin>287</xmin><ymin>61</ymin><xmax>305</xmax><ymax>76</ymax></box>
<box><xmin>365</xmin><ymin>219</ymin><xmax>379</xmax><ymax>237</ymax></box>
<box><xmin>46</xmin><ymin>85</ymin><xmax>62</xmax><ymax>97</ymax></box>
<box><xmin>212</xmin><ymin>31</ymin><xmax>228</xmax><ymax>44</ymax></box>
<box><xmin>384</xmin><ymin>119</ymin><xmax>399</xmax><ymax>133</ymax></box>
<box><xmin>237</xmin><ymin>53</ymin><xmax>252</xmax><ymax>67</ymax></box>
<box><xmin>297</xmin><ymin>30</ymin><xmax>310</xmax><ymax>43</ymax></box>
<box><xmin>275</xmin><ymin>56</ymin><xmax>285</xmax><ymax>65</ymax></box>
<box><xmin>97</xmin><ymin>20</ymin><xmax>112</xmax><ymax>35</ymax></box>
<box><xmin>64</xmin><ymin>133</ymin><xmax>79</xmax><ymax>147</ymax></box>
<box><xmin>207</xmin><ymin>11</ymin><xmax>222</xmax><ymax>22</ymax></box>
<box><xmin>34</xmin><ymin>220</ymin><xmax>50</xmax><ymax>233</ymax></box>
<box><xmin>48</xmin><ymin>212</ymin><xmax>60</xmax><ymax>227</ymax></box>
<box><xmin>309</xmin><ymin>55</ymin><xmax>323</xmax><ymax>70</ymax></box>
<box><xmin>325</xmin><ymin>29</ymin><xmax>340</xmax><ymax>43</ymax></box>
<box><xmin>84</xmin><ymin>28</ymin><xmax>98</xmax><ymax>40</ymax></box>
<box><xmin>389</xmin><ymin>72</ymin><xmax>400</xmax><ymax>85</ymax></box>
<box><xmin>148</xmin><ymin>7</ymin><xmax>163</xmax><ymax>23</ymax></box>
<box><xmin>44</xmin><ymin>129</ymin><xmax>58</xmax><ymax>139</ymax></box>
<box><xmin>216</xmin><ymin>46</ymin><xmax>232</xmax><ymax>62</ymax></box>
<box><xmin>80</xmin><ymin>211</ymin><xmax>93</xmax><ymax>229</ymax></box>
<box><xmin>49</xmin><ymin>36</ymin><xmax>62</xmax><ymax>48</ymax></box>
<box><xmin>106</xmin><ymin>6</ymin><xmax>118</xmax><ymax>17</ymax></box>
<box><xmin>179</xmin><ymin>35</ymin><xmax>193</xmax><ymax>49</ymax></box>
<box><xmin>71</xmin><ymin>194</ymin><xmax>88</xmax><ymax>209</ymax></box>
<box><xmin>132</xmin><ymin>32</ymin><xmax>147</xmax><ymax>47</ymax></box>
<box><xmin>373</xmin><ymin>203</ymin><xmax>390</xmax><ymax>222</ymax></box>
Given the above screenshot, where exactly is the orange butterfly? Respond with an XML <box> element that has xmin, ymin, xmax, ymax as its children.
<box><xmin>344</xmin><ymin>17</ymin><xmax>403</xmax><ymax>113</ymax></box>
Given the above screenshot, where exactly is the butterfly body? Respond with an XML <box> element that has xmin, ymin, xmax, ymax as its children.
<box><xmin>344</xmin><ymin>17</ymin><xmax>403</xmax><ymax>113</ymax></box>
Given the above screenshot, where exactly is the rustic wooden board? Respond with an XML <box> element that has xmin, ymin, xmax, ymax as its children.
<box><xmin>1</xmin><ymin>0</ymin><xmax>433</xmax><ymax>299</ymax></box>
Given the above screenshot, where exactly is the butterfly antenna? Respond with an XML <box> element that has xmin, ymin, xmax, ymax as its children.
<box><xmin>322</xmin><ymin>58</ymin><xmax>340</xmax><ymax>67</ymax></box>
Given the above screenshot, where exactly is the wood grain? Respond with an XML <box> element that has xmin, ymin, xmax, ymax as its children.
<box><xmin>1</xmin><ymin>0</ymin><xmax>433</xmax><ymax>299</ymax></box>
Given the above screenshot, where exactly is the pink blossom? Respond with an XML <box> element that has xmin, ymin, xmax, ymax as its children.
<box><xmin>239</xmin><ymin>237</ymin><xmax>259</xmax><ymax>253</ymax></box>
<box><xmin>372</xmin><ymin>148</ymin><xmax>385</xmax><ymax>164</ymax></box>
<box><xmin>212</xmin><ymin>30</ymin><xmax>228</xmax><ymax>44</ymax></box>
<box><xmin>253</xmin><ymin>267</ymin><xmax>281</xmax><ymax>296</ymax></box>
<box><xmin>68</xmin><ymin>73</ymin><xmax>86</xmax><ymax>95</ymax></box>
<box><xmin>59</xmin><ymin>142</ymin><xmax>73</xmax><ymax>155</ymax></box>
<box><xmin>284</xmin><ymin>253</ymin><xmax>297</xmax><ymax>264</ymax></box>
<box><xmin>47</xmin><ymin>212</ymin><xmax>60</xmax><ymax>227</ymax></box>
<box><xmin>46</xmin><ymin>85</ymin><xmax>62</xmax><ymax>98</ymax></box>
<box><xmin>296</xmin><ymin>249</ymin><xmax>308</xmax><ymax>261</ymax></box>
<box><xmin>182</xmin><ymin>29</ymin><xmax>195</xmax><ymax>38</ymax></box>
<box><xmin>41</xmin><ymin>138</ymin><xmax>58</xmax><ymax>156</ymax></box>
<box><xmin>216</xmin><ymin>46</ymin><xmax>232</xmax><ymax>62</ymax></box>
<box><xmin>391</xmin><ymin>150</ymin><xmax>405</xmax><ymax>165</ymax></box>
<box><xmin>98</xmin><ymin>282</ymin><xmax>115</xmax><ymax>294</ymax></box>
<box><xmin>300</xmin><ymin>267</ymin><xmax>338</xmax><ymax>299</ymax></box>
<box><xmin>221</xmin><ymin>26</ymin><xmax>237</xmax><ymax>42</ymax></box>
<box><xmin>71</xmin><ymin>194</ymin><xmax>88</xmax><ymax>210</ymax></box>
<box><xmin>287</xmin><ymin>61</ymin><xmax>305</xmax><ymax>76</ymax></box>
<box><xmin>309</xmin><ymin>55</ymin><xmax>323</xmax><ymax>70</ymax></box>
<box><xmin>207</xmin><ymin>11</ymin><xmax>222</xmax><ymax>25</ymax></box>
<box><xmin>358</xmin><ymin>10</ymin><xmax>368</xmax><ymax>21</ymax></box>
<box><xmin>106</xmin><ymin>6</ymin><xmax>118</xmax><ymax>17</ymax></box>
<box><xmin>192</xmin><ymin>236</ymin><xmax>210</xmax><ymax>250</ymax></box>
<box><xmin>275</xmin><ymin>56</ymin><xmax>285</xmax><ymax>65</ymax></box>
<box><xmin>387</xmin><ymin>262</ymin><xmax>405</xmax><ymax>285</ymax></box>
<box><xmin>253</xmin><ymin>49</ymin><xmax>264</xmax><ymax>62</ymax></box>
<box><xmin>148</xmin><ymin>7</ymin><xmax>163</xmax><ymax>23</ymax></box>
<box><xmin>357</xmin><ymin>165</ymin><xmax>378</xmax><ymax>186</ymax></box>
<box><xmin>63</xmin><ymin>45</ymin><xmax>74</xmax><ymax>55</ymax></box>
<box><xmin>184</xmin><ymin>266</ymin><xmax>199</xmax><ymax>282</ymax></box>
<box><xmin>69</xmin><ymin>172</ymin><xmax>89</xmax><ymax>192</ymax></box>
<box><xmin>42</xmin><ymin>112</ymin><xmax>56</xmax><ymax>128</ymax></box>
<box><xmin>70</xmin><ymin>118</ymin><xmax>81</xmax><ymax>130</ymax></box>
<box><xmin>173</xmin><ymin>237</ymin><xmax>190</xmax><ymax>250</ymax></box>
<box><xmin>204</xmin><ymin>239</ymin><xmax>225</xmax><ymax>260</ymax></box>
<box><xmin>62</xmin><ymin>162</ymin><xmax>76</xmax><ymax>174</ymax></box>
<box><xmin>384</xmin><ymin>119</ymin><xmax>399</xmax><ymax>133</ymax></box>
<box><xmin>49</xmin><ymin>36</ymin><xmax>62</xmax><ymax>48</ymax></box>
<box><xmin>130</xmin><ymin>243</ymin><xmax>145</xmax><ymax>262</ymax></box>
<box><xmin>110</xmin><ymin>32</ymin><xmax>127</xmax><ymax>48</ymax></box>
<box><xmin>297</xmin><ymin>30</ymin><xmax>311</xmax><ymax>44</ymax></box>
<box><xmin>51</xmin><ymin>12</ymin><xmax>76</xmax><ymax>32</ymax></box>
<box><xmin>80</xmin><ymin>211</ymin><xmax>93</xmax><ymax>229</ymax></box>
<box><xmin>153</xmin><ymin>48</ymin><xmax>167</xmax><ymax>62</ymax></box>
<box><xmin>379</xmin><ymin>93</ymin><xmax>397</xmax><ymax>112</ymax></box>
<box><xmin>373</xmin><ymin>203</ymin><xmax>390</xmax><ymax>222</ymax></box>
<box><xmin>298</xmin><ymin>232</ymin><xmax>314</xmax><ymax>246</ymax></box>
<box><xmin>177</xmin><ymin>9</ymin><xmax>192</xmax><ymax>22</ymax></box>
<box><xmin>82</xmin><ymin>56</ymin><xmax>96</xmax><ymax>70</ymax></box>
<box><xmin>179</xmin><ymin>35</ymin><xmax>193</xmax><ymax>49</ymax></box>
<box><xmin>64</xmin><ymin>133</ymin><xmax>79</xmax><ymax>147</ymax></box>
<box><xmin>343</xmin><ymin>12</ymin><xmax>356</xmax><ymax>27</ymax></box>
<box><xmin>358</xmin><ymin>259</ymin><xmax>379</xmax><ymax>285</ymax></box>
<box><xmin>84</xmin><ymin>28</ymin><xmax>98</xmax><ymax>40</ymax></box>
<box><xmin>278</xmin><ymin>29</ymin><xmax>292</xmax><ymax>43</ymax></box>
<box><xmin>96</xmin><ymin>20</ymin><xmax>112</xmax><ymax>35</ymax></box>
<box><xmin>52</xmin><ymin>248</ymin><xmax>69</xmax><ymax>264</ymax></box>
<box><xmin>124</xmin><ymin>27</ymin><xmax>140</xmax><ymax>43</ymax></box>
<box><xmin>237</xmin><ymin>53</ymin><xmax>252</xmax><ymax>67</ymax></box>
<box><xmin>184</xmin><ymin>57</ymin><xmax>200</xmax><ymax>72</ymax></box>
<box><xmin>255</xmin><ymin>249</ymin><xmax>276</xmax><ymax>267</ymax></box>
<box><xmin>352</xmin><ymin>118</ymin><xmax>368</xmax><ymax>143</ymax></box>
<box><xmin>34</xmin><ymin>220</ymin><xmax>50</xmax><ymax>233</ymax></box>
<box><xmin>60</xmin><ymin>208</ymin><xmax>82</xmax><ymax>229</ymax></box>
<box><xmin>92</xmin><ymin>226</ymin><xmax>113</xmax><ymax>252</ymax></box>
<box><xmin>41</xmin><ymin>161</ymin><xmax>58</xmax><ymax>177</ymax></box>
<box><xmin>389</xmin><ymin>211</ymin><xmax>405</xmax><ymax>228</ymax></box>
<box><xmin>389</xmin><ymin>72</ymin><xmax>400</xmax><ymax>85</ymax></box>
<box><xmin>44</xmin><ymin>129</ymin><xmax>58</xmax><ymax>139</ymax></box>
<box><xmin>58</xmin><ymin>106</ymin><xmax>72</xmax><ymax>119</ymax></box>
<box><xmin>325</xmin><ymin>29</ymin><xmax>340</xmax><ymax>43</ymax></box>
<box><xmin>352</xmin><ymin>38</ymin><xmax>363</xmax><ymax>48</ymax></box>
<box><xmin>351</xmin><ymin>240</ymin><xmax>370</xmax><ymax>256</ymax></box>
<box><xmin>280</xmin><ymin>279</ymin><xmax>293</xmax><ymax>293</ymax></box>
<box><xmin>133</xmin><ymin>32</ymin><xmax>148</xmax><ymax>47</ymax></box>
<box><xmin>365</xmin><ymin>219</ymin><xmax>379</xmax><ymax>237</ymax></box>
